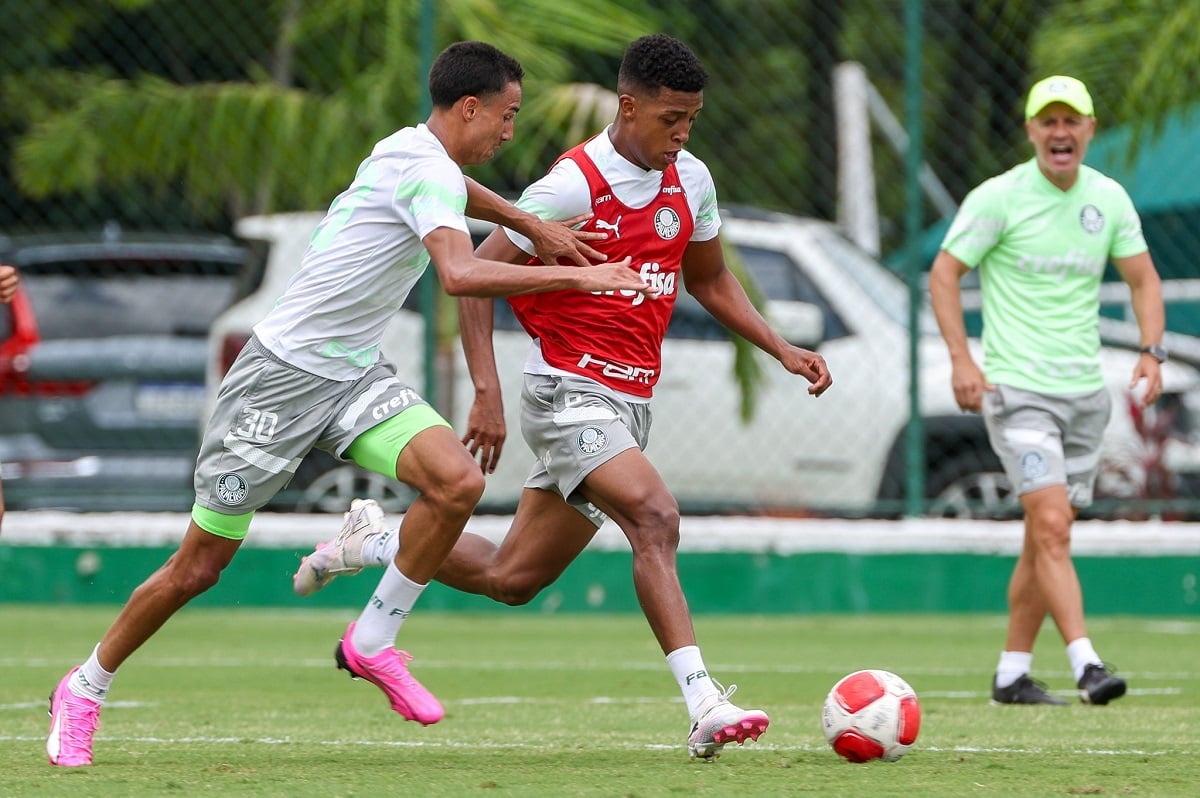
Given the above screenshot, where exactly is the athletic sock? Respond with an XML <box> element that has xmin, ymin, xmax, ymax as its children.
<box><xmin>1066</xmin><ymin>637</ymin><xmax>1103</xmax><ymax>683</ymax></box>
<box><xmin>667</xmin><ymin>645</ymin><xmax>720</xmax><ymax>721</ymax></box>
<box><xmin>995</xmin><ymin>651</ymin><xmax>1034</xmax><ymax>689</ymax></box>
<box><xmin>362</xmin><ymin>527</ymin><xmax>401</xmax><ymax>567</ymax></box>
<box><xmin>351</xmin><ymin>561</ymin><xmax>426</xmax><ymax>656</ymax></box>
<box><xmin>70</xmin><ymin>644</ymin><xmax>115</xmax><ymax>703</ymax></box>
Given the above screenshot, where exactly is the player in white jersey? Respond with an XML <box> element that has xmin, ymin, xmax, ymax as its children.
<box><xmin>929</xmin><ymin>75</ymin><xmax>1165</xmax><ymax>707</ymax></box>
<box><xmin>294</xmin><ymin>35</ymin><xmax>833</xmax><ymax>761</ymax></box>
<box><xmin>46</xmin><ymin>41</ymin><xmax>657</xmax><ymax>768</ymax></box>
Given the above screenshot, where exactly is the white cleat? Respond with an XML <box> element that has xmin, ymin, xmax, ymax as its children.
<box><xmin>293</xmin><ymin>499</ymin><xmax>388</xmax><ymax>596</ymax></box>
<box><xmin>686</xmin><ymin>683</ymin><xmax>770</xmax><ymax>762</ymax></box>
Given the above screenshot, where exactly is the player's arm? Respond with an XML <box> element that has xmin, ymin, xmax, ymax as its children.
<box><xmin>1113</xmin><ymin>250</ymin><xmax>1165</xmax><ymax>406</ymax></box>
<box><xmin>682</xmin><ymin>238</ymin><xmax>831</xmax><ymax>396</ymax></box>
<box><xmin>928</xmin><ymin>249</ymin><xmax>990</xmax><ymax>412</ymax></box>
<box><xmin>422</xmin><ymin>226</ymin><xmax>646</xmax><ymax>298</ymax></box>
<box><xmin>456</xmin><ymin>229</ymin><xmax>531</xmax><ymax>473</ymax></box>
<box><xmin>463</xmin><ymin>177</ymin><xmax>605</xmax><ymax>267</ymax></box>
<box><xmin>0</xmin><ymin>264</ymin><xmax>18</xmax><ymax>304</ymax></box>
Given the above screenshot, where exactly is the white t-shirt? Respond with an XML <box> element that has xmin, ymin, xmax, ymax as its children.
<box><xmin>254</xmin><ymin>124</ymin><xmax>470</xmax><ymax>380</ymax></box>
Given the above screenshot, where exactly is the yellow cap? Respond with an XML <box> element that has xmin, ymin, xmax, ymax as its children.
<box><xmin>1025</xmin><ymin>75</ymin><xmax>1094</xmax><ymax>119</ymax></box>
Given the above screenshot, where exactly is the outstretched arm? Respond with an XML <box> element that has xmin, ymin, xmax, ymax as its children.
<box><xmin>682</xmin><ymin>238</ymin><xmax>832</xmax><ymax>396</ymax></box>
<box><xmin>463</xmin><ymin>177</ymin><xmax>607</xmax><ymax>267</ymax></box>
<box><xmin>422</xmin><ymin>226</ymin><xmax>649</xmax><ymax>298</ymax></box>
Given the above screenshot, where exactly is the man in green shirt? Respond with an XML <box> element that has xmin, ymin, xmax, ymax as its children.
<box><xmin>929</xmin><ymin>75</ymin><xmax>1165</xmax><ymax>706</ymax></box>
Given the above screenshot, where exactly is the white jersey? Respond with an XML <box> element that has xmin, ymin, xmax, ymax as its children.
<box><xmin>253</xmin><ymin>124</ymin><xmax>470</xmax><ymax>380</ymax></box>
<box><xmin>505</xmin><ymin>125</ymin><xmax>720</xmax><ymax>252</ymax></box>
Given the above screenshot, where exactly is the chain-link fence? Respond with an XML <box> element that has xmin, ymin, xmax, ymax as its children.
<box><xmin>2</xmin><ymin>1</ymin><xmax>1199</xmax><ymax>518</ymax></box>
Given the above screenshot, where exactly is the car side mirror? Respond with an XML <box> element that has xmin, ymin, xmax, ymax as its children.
<box><xmin>766</xmin><ymin>300</ymin><xmax>823</xmax><ymax>347</ymax></box>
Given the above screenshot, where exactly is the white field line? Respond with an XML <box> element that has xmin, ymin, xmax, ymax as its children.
<box><xmin>1</xmin><ymin>686</ymin><xmax>1179</xmax><ymax>715</ymax></box>
<box><xmin>3</xmin><ymin>655</ymin><xmax>1197</xmax><ymax>684</ymax></box>
<box><xmin>0</xmin><ymin>732</ymin><xmax>1192</xmax><ymax>757</ymax></box>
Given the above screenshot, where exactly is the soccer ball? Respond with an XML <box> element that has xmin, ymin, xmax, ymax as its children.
<box><xmin>821</xmin><ymin>669</ymin><xmax>921</xmax><ymax>762</ymax></box>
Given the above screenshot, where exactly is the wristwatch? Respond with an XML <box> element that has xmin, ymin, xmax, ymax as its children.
<box><xmin>1140</xmin><ymin>343</ymin><xmax>1168</xmax><ymax>363</ymax></box>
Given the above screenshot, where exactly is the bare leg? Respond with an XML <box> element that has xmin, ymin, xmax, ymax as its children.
<box><xmin>437</xmin><ymin>447</ymin><xmax>695</xmax><ymax>654</ymax></box>
<box><xmin>96</xmin><ymin>522</ymin><xmax>241</xmax><ymax>671</ymax></box>
<box><xmin>1004</xmin><ymin>544</ymin><xmax>1048</xmax><ymax>653</ymax></box>
<box><xmin>1011</xmin><ymin>485</ymin><xmax>1087</xmax><ymax>649</ymax></box>
<box><xmin>437</xmin><ymin>487</ymin><xmax>597</xmax><ymax>602</ymax></box>
<box><xmin>579</xmin><ymin>449</ymin><xmax>695</xmax><ymax>654</ymax></box>
<box><xmin>389</xmin><ymin>425</ymin><xmax>486</xmax><ymax>583</ymax></box>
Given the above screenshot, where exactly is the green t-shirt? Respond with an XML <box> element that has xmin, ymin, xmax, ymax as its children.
<box><xmin>940</xmin><ymin>158</ymin><xmax>1147</xmax><ymax>394</ymax></box>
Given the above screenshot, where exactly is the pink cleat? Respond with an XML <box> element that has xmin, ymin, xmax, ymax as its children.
<box><xmin>47</xmin><ymin>667</ymin><xmax>101</xmax><ymax>767</ymax></box>
<box><xmin>686</xmin><ymin>683</ymin><xmax>770</xmax><ymax>761</ymax></box>
<box><xmin>334</xmin><ymin>622</ymin><xmax>444</xmax><ymax>725</ymax></box>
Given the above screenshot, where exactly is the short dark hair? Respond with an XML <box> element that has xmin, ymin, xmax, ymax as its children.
<box><xmin>428</xmin><ymin>41</ymin><xmax>524</xmax><ymax>109</ymax></box>
<box><xmin>617</xmin><ymin>34</ymin><xmax>708</xmax><ymax>96</ymax></box>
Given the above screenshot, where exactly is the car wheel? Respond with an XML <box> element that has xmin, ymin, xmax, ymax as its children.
<box><xmin>292</xmin><ymin>464</ymin><xmax>417</xmax><ymax>514</ymax></box>
<box><xmin>927</xmin><ymin>469</ymin><xmax>1019</xmax><ymax>519</ymax></box>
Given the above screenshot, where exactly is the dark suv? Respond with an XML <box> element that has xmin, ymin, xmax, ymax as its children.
<box><xmin>0</xmin><ymin>226</ymin><xmax>255</xmax><ymax>510</ymax></box>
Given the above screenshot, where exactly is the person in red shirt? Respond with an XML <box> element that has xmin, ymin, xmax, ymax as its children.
<box><xmin>295</xmin><ymin>34</ymin><xmax>832</xmax><ymax>761</ymax></box>
<box><xmin>0</xmin><ymin>263</ymin><xmax>18</xmax><ymax>532</ymax></box>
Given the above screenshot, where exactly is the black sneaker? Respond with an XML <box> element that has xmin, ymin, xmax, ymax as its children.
<box><xmin>1078</xmin><ymin>663</ymin><xmax>1127</xmax><ymax>705</ymax></box>
<box><xmin>991</xmin><ymin>674</ymin><xmax>1069</xmax><ymax>705</ymax></box>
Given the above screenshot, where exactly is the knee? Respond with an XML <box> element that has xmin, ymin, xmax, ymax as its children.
<box><xmin>491</xmin><ymin>575</ymin><xmax>542</xmax><ymax>607</ymax></box>
<box><xmin>157</xmin><ymin>555</ymin><xmax>225</xmax><ymax>599</ymax></box>
<box><xmin>485</xmin><ymin>563</ymin><xmax>549</xmax><ymax>606</ymax></box>
<box><xmin>623</xmin><ymin>494</ymin><xmax>681</xmax><ymax>553</ymax></box>
<box><xmin>1028</xmin><ymin>509</ymin><xmax>1073</xmax><ymax>554</ymax></box>
<box><xmin>425</xmin><ymin>459</ymin><xmax>485</xmax><ymax>516</ymax></box>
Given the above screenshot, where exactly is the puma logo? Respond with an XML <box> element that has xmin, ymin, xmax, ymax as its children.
<box><xmin>595</xmin><ymin>216</ymin><xmax>621</xmax><ymax>239</ymax></box>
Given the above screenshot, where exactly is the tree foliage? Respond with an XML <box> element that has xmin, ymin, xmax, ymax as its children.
<box><xmin>5</xmin><ymin>0</ymin><xmax>654</xmax><ymax>221</ymax></box>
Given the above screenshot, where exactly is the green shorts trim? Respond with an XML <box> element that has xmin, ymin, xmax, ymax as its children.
<box><xmin>191</xmin><ymin>503</ymin><xmax>255</xmax><ymax>540</ymax></box>
<box><xmin>346</xmin><ymin>403</ymin><xmax>451</xmax><ymax>478</ymax></box>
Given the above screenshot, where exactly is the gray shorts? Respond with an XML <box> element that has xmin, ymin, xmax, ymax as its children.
<box><xmin>520</xmin><ymin>373</ymin><xmax>649</xmax><ymax>527</ymax></box>
<box><xmin>982</xmin><ymin>383</ymin><xmax>1111</xmax><ymax>508</ymax></box>
<box><xmin>194</xmin><ymin>336</ymin><xmax>436</xmax><ymax>515</ymax></box>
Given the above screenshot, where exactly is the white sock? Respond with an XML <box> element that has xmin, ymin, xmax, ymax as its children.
<box><xmin>995</xmin><ymin>651</ymin><xmax>1034</xmax><ymax>688</ymax></box>
<box><xmin>70</xmin><ymin>644</ymin><xmax>115</xmax><ymax>703</ymax></box>
<box><xmin>1066</xmin><ymin>637</ymin><xmax>1102</xmax><ymax>683</ymax></box>
<box><xmin>362</xmin><ymin>527</ymin><xmax>401</xmax><ymax>567</ymax></box>
<box><xmin>666</xmin><ymin>645</ymin><xmax>720</xmax><ymax>721</ymax></box>
<box><xmin>351</xmin><ymin>562</ymin><xmax>426</xmax><ymax>656</ymax></box>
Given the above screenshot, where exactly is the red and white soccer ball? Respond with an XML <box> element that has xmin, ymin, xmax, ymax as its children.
<box><xmin>821</xmin><ymin>669</ymin><xmax>922</xmax><ymax>762</ymax></box>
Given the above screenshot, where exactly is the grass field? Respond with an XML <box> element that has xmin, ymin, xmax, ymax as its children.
<box><xmin>3</xmin><ymin>606</ymin><xmax>1199</xmax><ymax>797</ymax></box>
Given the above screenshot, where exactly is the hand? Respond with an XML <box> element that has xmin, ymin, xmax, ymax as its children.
<box><xmin>950</xmin><ymin>358</ymin><xmax>993</xmax><ymax>412</ymax></box>
<box><xmin>462</xmin><ymin>393</ymin><xmax>506</xmax><ymax>473</ymax></box>
<box><xmin>780</xmin><ymin>345</ymin><xmax>833</xmax><ymax>396</ymax></box>
<box><xmin>572</xmin><ymin>257</ymin><xmax>660</xmax><ymax>298</ymax></box>
<box><xmin>528</xmin><ymin>214</ymin><xmax>609</xmax><ymax>267</ymax></box>
<box><xmin>1130</xmin><ymin>358</ymin><xmax>1163</xmax><ymax>408</ymax></box>
<box><xmin>0</xmin><ymin>264</ymin><xmax>18</xmax><ymax>304</ymax></box>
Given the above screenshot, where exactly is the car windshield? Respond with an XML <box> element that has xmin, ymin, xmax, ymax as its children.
<box><xmin>811</xmin><ymin>226</ymin><xmax>939</xmax><ymax>334</ymax></box>
<box><xmin>22</xmin><ymin>260</ymin><xmax>243</xmax><ymax>340</ymax></box>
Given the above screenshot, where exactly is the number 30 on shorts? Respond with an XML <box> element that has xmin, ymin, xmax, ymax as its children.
<box><xmin>235</xmin><ymin>408</ymin><xmax>279</xmax><ymax>442</ymax></box>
